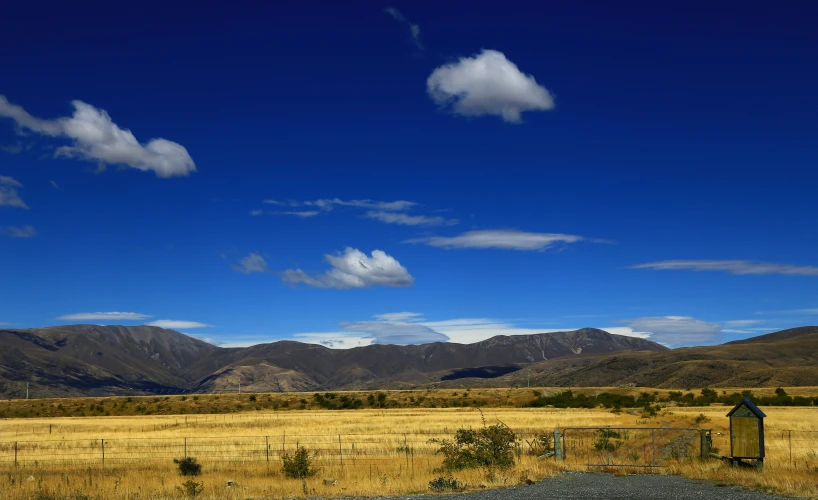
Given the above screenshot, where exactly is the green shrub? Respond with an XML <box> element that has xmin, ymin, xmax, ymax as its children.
<box><xmin>432</xmin><ymin>412</ymin><xmax>516</xmax><ymax>471</ymax></box>
<box><xmin>173</xmin><ymin>457</ymin><xmax>202</xmax><ymax>476</ymax></box>
<box><xmin>176</xmin><ymin>479</ymin><xmax>204</xmax><ymax>498</ymax></box>
<box><xmin>429</xmin><ymin>476</ymin><xmax>463</xmax><ymax>491</ymax></box>
<box><xmin>281</xmin><ymin>446</ymin><xmax>318</xmax><ymax>479</ymax></box>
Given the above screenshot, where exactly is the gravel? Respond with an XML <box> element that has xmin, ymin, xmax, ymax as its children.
<box><xmin>326</xmin><ymin>472</ymin><xmax>788</xmax><ymax>500</ymax></box>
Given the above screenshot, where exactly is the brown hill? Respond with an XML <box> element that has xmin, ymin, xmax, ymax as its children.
<box><xmin>453</xmin><ymin>326</ymin><xmax>818</xmax><ymax>389</ymax></box>
<box><xmin>0</xmin><ymin>325</ymin><xmax>665</xmax><ymax>397</ymax></box>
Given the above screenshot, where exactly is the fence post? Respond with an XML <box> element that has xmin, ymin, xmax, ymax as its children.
<box><xmin>553</xmin><ymin>429</ymin><xmax>563</xmax><ymax>461</ymax></box>
<box><xmin>788</xmin><ymin>430</ymin><xmax>792</xmax><ymax>468</ymax></box>
<box><xmin>339</xmin><ymin>435</ymin><xmax>343</xmax><ymax>470</ymax></box>
<box><xmin>700</xmin><ymin>429</ymin><xmax>711</xmax><ymax>460</ymax></box>
<box><xmin>101</xmin><ymin>439</ymin><xmax>105</xmax><ymax>467</ymax></box>
<box><xmin>265</xmin><ymin>436</ymin><xmax>270</xmax><ymax>463</ymax></box>
<box><xmin>184</xmin><ymin>437</ymin><xmax>187</xmax><ymax>458</ymax></box>
<box><xmin>404</xmin><ymin>434</ymin><xmax>409</xmax><ymax>468</ymax></box>
<box><xmin>13</xmin><ymin>441</ymin><xmax>17</xmax><ymax>467</ymax></box>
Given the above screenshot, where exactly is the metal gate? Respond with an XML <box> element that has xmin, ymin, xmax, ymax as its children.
<box><xmin>561</xmin><ymin>427</ymin><xmax>703</xmax><ymax>468</ymax></box>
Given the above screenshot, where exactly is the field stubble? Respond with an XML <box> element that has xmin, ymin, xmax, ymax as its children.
<box><xmin>0</xmin><ymin>388</ymin><xmax>816</xmax><ymax>499</ymax></box>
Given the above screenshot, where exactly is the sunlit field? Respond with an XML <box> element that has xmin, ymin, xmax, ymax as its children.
<box><xmin>1</xmin><ymin>388</ymin><xmax>816</xmax><ymax>499</ymax></box>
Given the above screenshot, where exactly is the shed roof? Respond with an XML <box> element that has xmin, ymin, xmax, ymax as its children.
<box><xmin>726</xmin><ymin>398</ymin><xmax>766</xmax><ymax>418</ymax></box>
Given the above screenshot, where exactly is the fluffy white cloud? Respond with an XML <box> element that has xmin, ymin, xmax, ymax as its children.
<box><xmin>629</xmin><ymin>260</ymin><xmax>818</xmax><ymax>276</ymax></box>
<box><xmin>56</xmin><ymin>311</ymin><xmax>151</xmax><ymax>321</ymax></box>
<box><xmin>232</xmin><ymin>253</ymin><xmax>269</xmax><ymax>274</ymax></box>
<box><xmin>147</xmin><ymin>320</ymin><xmax>212</xmax><ymax>329</ymax></box>
<box><xmin>264</xmin><ymin>198</ymin><xmax>416</xmax><ymax>212</ymax></box>
<box><xmin>0</xmin><ymin>176</ymin><xmax>28</xmax><ymax>209</ymax></box>
<box><xmin>0</xmin><ymin>95</ymin><xmax>196</xmax><ymax>178</ymax></box>
<box><xmin>0</xmin><ymin>225</ymin><xmax>36</xmax><ymax>238</ymax></box>
<box><xmin>427</xmin><ymin>50</ymin><xmax>554</xmax><ymax>123</ymax></box>
<box><xmin>365</xmin><ymin>210</ymin><xmax>458</xmax><ymax>226</ymax></box>
<box><xmin>282</xmin><ymin>248</ymin><xmax>414</xmax><ymax>289</ymax></box>
<box><xmin>405</xmin><ymin>229</ymin><xmax>583</xmax><ymax>251</ymax></box>
<box><xmin>384</xmin><ymin>7</ymin><xmax>423</xmax><ymax>50</ymax></box>
<box><xmin>619</xmin><ymin>316</ymin><xmax>723</xmax><ymax>347</ymax></box>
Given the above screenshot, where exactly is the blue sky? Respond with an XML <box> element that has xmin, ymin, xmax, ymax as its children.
<box><xmin>1</xmin><ymin>1</ymin><xmax>816</xmax><ymax>348</ymax></box>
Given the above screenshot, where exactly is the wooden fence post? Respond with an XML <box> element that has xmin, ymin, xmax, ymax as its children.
<box><xmin>700</xmin><ymin>429</ymin><xmax>711</xmax><ymax>460</ymax></box>
<box><xmin>554</xmin><ymin>429</ymin><xmax>563</xmax><ymax>461</ymax></box>
<box><xmin>265</xmin><ymin>436</ymin><xmax>270</xmax><ymax>463</ymax></box>
<box><xmin>339</xmin><ymin>435</ymin><xmax>343</xmax><ymax>471</ymax></box>
<box><xmin>184</xmin><ymin>437</ymin><xmax>187</xmax><ymax>458</ymax></box>
<box><xmin>13</xmin><ymin>441</ymin><xmax>17</xmax><ymax>467</ymax></box>
<box><xmin>101</xmin><ymin>439</ymin><xmax>105</xmax><ymax>467</ymax></box>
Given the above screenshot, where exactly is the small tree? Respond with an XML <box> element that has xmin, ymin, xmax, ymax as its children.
<box><xmin>173</xmin><ymin>457</ymin><xmax>202</xmax><ymax>476</ymax></box>
<box><xmin>282</xmin><ymin>446</ymin><xmax>318</xmax><ymax>479</ymax></box>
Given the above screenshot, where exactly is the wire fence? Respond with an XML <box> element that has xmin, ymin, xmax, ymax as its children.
<box><xmin>0</xmin><ymin>429</ymin><xmax>814</xmax><ymax>470</ymax></box>
<box><xmin>0</xmin><ymin>431</ymin><xmax>552</xmax><ymax>468</ymax></box>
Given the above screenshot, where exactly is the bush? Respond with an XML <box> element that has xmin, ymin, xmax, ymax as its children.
<box><xmin>593</xmin><ymin>429</ymin><xmax>622</xmax><ymax>452</ymax></box>
<box><xmin>282</xmin><ymin>446</ymin><xmax>318</xmax><ymax>479</ymax></box>
<box><xmin>174</xmin><ymin>457</ymin><xmax>202</xmax><ymax>476</ymax></box>
<box><xmin>694</xmin><ymin>413</ymin><xmax>710</xmax><ymax>425</ymax></box>
<box><xmin>429</xmin><ymin>476</ymin><xmax>463</xmax><ymax>491</ymax></box>
<box><xmin>176</xmin><ymin>479</ymin><xmax>204</xmax><ymax>498</ymax></box>
<box><xmin>432</xmin><ymin>412</ymin><xmax>517</xmax><ymax>471</ymax></box>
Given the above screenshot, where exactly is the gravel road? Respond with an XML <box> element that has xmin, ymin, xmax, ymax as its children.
<box><xmin>334</xmin><ymin>472</ymin><xmax>788</xmax><ymax>500</ymax></box>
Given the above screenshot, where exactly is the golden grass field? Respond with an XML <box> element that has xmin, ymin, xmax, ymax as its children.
<box><xmin>0</xmin><ymin>387</ymin><xmax>816</xmax><ymax>499</ymax></box>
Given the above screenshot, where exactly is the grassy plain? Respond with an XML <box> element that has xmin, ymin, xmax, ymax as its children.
<box><xmin>0</xmin><ymin>387</ymin><xmax>816</xmax><ymax>499</ymax></box>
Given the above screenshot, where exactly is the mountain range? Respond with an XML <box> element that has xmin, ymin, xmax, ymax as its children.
<box><xmin>0</xmin><ymin>324</ymin><xmax>815</xmax><ymax>398</ymax></box>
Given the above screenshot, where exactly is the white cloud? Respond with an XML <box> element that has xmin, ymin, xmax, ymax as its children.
<box><xmin>263</xmin><ymin>198</ymin><xmax>416</xmax><ymax>212</ymax></box>
<box><xmin>0</xmin><ymin>95</ymin><xmax>196</xmax><ymax>178</ymax></box>
<box><xmin>250</xmin><ymin>210</ymin><xmax>263</xmax><ymax>216</ymax></box>
<box><xmin>56</xmin><ymin>311</ymin><xmax>152</xmax><ymax>321</ymax></box>
<box><xmin>373</xmin><ymin>312</ymin><xmax>424</xmax><ymax>322</ymax></box>
<box><xmin>0</xmin><ymin>175</ymin><xmax>28</xmax><ymax>209</ymax></box>
<box><xmin>282</xmin><ymin>248</ymin><xmax>414</xmax><ymax>289</ymax></box>
<box><xmin>759</xmin><ymin>308</ymin><xmax>818</xmax><ymax>315</ymax></box>
<box><xmin>384</xmin><ymin>7</ymin><xmax>423</xmax><ymax>51</ymax></box>
<box><xmin>405</xmin><ymin>229</ymin><xmax>583</xmax><ymax>251</ymax></box>
<box><xmin>147</xmin><ymin>320</ymin><xmax>212</xmax><ymax>329</ymax></box>
<box><xmin>232</xmin><ymin>253</ymin><xmax>269</xmax><ymax>274</ymax></box>
<box><xmin>619</xmin><ymin>316</ymin><xmax>723</xmax><ymax>347</ymax></box>
<box><xmin>365</xmin><ymin>210</ymin><xmax>458</xmax><ymax>226</ymax></box>
<box><xmin>427</xmin><ymin>50</ymin><xmax>554</xmax><ymax>123</ymax></box>
<box><xmin>0</xmin><ymin>225</ymin><xmax>36</xmax><ymax>238</ymax></box>
<box><xmin>343</xmin><ymin>321</ymin><xmax>448</xmax><ymax>344</ymax></box>
<box><xmin>0</xmin><ymin>142</ymin><xmax>24</xmax><ymax>154</ymax></box>
<box><xmin>629</xmin><ymin>260</ymin><xmax>818</xmax><ymax>277</ymax></box>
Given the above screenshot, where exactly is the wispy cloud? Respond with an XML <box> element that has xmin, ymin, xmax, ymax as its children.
<box><xmin>0</xmin><ymin>95</ymin><xmax>196</xmax><ymax>177</ymax></box>
<box><xmin>0</xmin><ymin>175</ymin><xmax>28</xmax><ymax>209</ymax></box>
<box><xmin>383</xmin><ymin>7</ymin><xmax>423</xmax><ymax>51</ymax></box>
<box><xmin>264</xmin><ymin>198</ymin><xmax>416</xmax><ymax>212</ymax></box>
<box><xmin>427</xmin><ymin>50</ymin><xmax>554</xmax><ymax>123</ymax></box>
<box><xmin>0</xmin><ymin>225</ymin><xmax>36</xmax><ymax>238</ymax></box>
<box><xmin>365</xmin><ymin>210</ymin><xmax>458</xmax><ymax>226</ymax></box>
<box><xmin>232</xmin><ymin>253</ymin><xmax>269</xmax><ymax>274</ymax></box>
<box><xmin>628</xmin><ymin>260</ymin><xmax>818</xmax><ymax>276</ymax></box>
<box><xmin>282</xmin><ymin>248</ymin><xmax>414</xmax><ymax>289</ymax></box>
<box><xmin>619</xmin><ymin>316</ymin><xmax>723</xmax><ymax>347</ymax></box>
<box><xmin>50</xmin><ymin>180</ymin><xmax>59</xmax><ymax>189</ymax></box>
<box><xmin>0</xmin><ymin>142</ymin><xmax>24</xmax><ymax>154</ymax></box>
<box><xmin>758</xmin><ymin>308</ymin><xmax>818</xmax><ymax>315</ymax></box>
<box><xmin>373</xmin><ymin>312</ymin><xmax>424</xmax><ymax>322</ymax></box>
<box><xmin>56</xmin><ymin>311</ymin><xmax>151</xmax><ymax>321</ymax></box>
<box><xmin>147</xmin><ymin>320</ymin><xmax>212</xmax><ymax>329</ymax></box>
<box><xmin>405</xmin><ymin>229</ymin><xmax>584</xmax><ymax>251</ymax></box>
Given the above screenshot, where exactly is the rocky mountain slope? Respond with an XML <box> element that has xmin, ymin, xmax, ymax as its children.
<box><xmin>0</xmin><ymin>325</ymin><xmax>665</xmax><ymax>397</ymax></box>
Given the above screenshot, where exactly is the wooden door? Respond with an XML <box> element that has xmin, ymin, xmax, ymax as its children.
<box><xmin>732</xmin><ymin>417</ymin><xmax>760</xmax><ymax>457</ymax></box>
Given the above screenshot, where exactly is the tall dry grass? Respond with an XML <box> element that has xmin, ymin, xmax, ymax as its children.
<box><xmin>0</xmin><ymin>389</ymin><xmax>815</xmax><ymax>498</ymax></box>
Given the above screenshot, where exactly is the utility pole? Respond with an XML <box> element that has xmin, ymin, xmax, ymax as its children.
<box><xmin>238</xmin><ymin>379</ymin><xmax>241</xmax><ymax>394</ymax></box>
<box><xmin>26</xmin><ymin>383</ymin><xmax>29</xmax><ymax>400</ymax></box>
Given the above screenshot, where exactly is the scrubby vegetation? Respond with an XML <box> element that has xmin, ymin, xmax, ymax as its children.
<box><xmin>173</xmin><ymin>457</ymin><xmax>202</xmax><ymax>477</ymax></box>
<box><xmin>281</xmin><ymin>446</ymin><xmax>318</xmax><ymax>479</ymax></box>
<box><xmin>525</xmin><ymin>388</ymin><xmax>818</xmax><ymax>409</ymax></box>
<box><xmin>431</xmin><ymin>412</ymin><xmax>517</xmax><ymax>471</ymax></box>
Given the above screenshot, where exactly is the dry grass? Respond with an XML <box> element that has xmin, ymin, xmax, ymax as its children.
<box><xmin>0</xmin><ymin>388</ymin><xmax>816</xmax><ymax>499</ymax></box>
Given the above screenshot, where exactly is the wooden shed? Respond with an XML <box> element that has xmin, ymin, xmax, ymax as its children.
<box><xmin>726</xmin><ymin>398</ymin><xmax>765</xmax><ymax>461</ymax></box>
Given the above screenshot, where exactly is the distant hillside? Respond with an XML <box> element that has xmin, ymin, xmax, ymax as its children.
<box><xmin>0</xmin><ymin>325</ymin><xmax>665</xmax><ymax>398</ymax></box>
<box><xmin>445</xmin><ymin>326</ymin><xmax>818</xmax><ymax>389</ymax></box>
